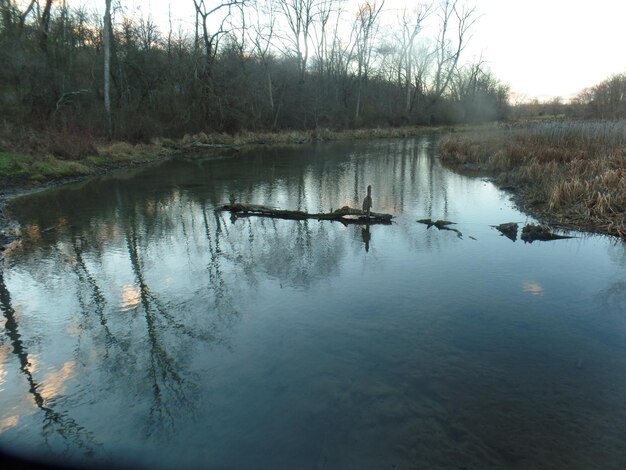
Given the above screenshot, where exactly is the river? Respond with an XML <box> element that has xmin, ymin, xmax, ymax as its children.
<box><xmin>1</xmin><ymin>137</ymin><xmax>625</xmax><ymax>469</ymax></box>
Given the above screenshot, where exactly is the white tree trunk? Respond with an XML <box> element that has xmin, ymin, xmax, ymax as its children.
<box><xmin>104</xmin><ymin>0</ymin><xmax>112</xmax><ymax>138</ymax></box>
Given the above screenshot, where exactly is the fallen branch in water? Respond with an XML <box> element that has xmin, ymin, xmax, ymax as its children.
<box><xmin>521</xmin><ymin>224</ymin><xmax>573</xmax><ymax>243</ymax></box>
<box><xmin>215</xmin><ymin>203</ymin><xmax>393</xmax><ymax>225</ymax></box>
<box><xmin>417</xmin><ymin>219</ymin><xmax>463</xmax><ymax>238</ymax></box>
<box><xmin>492</xmin><ymin>222</ymin><xmax>519</xmax><ymax>241</ymax></box>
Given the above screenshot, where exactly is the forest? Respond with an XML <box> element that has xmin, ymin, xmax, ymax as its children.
<box><xmin>0</xmin><ymin>0</ymin><xmax>512</xmax><ymax>145</ymax></box>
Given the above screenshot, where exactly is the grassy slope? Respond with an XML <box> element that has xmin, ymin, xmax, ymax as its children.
<box><xmin>0</xmin><ymin>126</ymin><xmax>444</xmax><ymax>188</ymax></box>
<box><xmin>0</xmin><ymin>143</ymin><xmax>173</xmax><ymax>186</ymax></box>
<box><xmin>439</xmin><ymin>121</ymin><xmax>626</xmax><ymax>238</ymax></box>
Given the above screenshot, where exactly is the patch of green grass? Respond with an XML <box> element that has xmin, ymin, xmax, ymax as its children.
<box><xmin>0</xmin><ymin>151</ymin><xmax>30</xmax><ymax>176</ymax></box>
<box><xmin>1</xmin><ymin>151</ymin><xmax>94</xmax><ymax>183</ymax></box>
<box><xmin>30</xmin><ymin>158</ymin><xmax>92</xmax><ymax>179</ymax></box>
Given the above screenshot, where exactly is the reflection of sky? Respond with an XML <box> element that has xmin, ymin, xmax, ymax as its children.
<box><xmin>523</xmin><ymin>281</ymin><xmax>544</xmax><ymax>296</ymax></box>
<box><xmin>0</xmin><ymin>415</ymin><xmax>19</xmax><ymax>433</ymax></box>
<box><xmin>40</xmin><ymin>361</ymin><xmax>76</xmax><ymax>402</ymax></box>
<box><xmin>0</xmin><ymin>346</ymin><xmax>8</xmax><ymax>390</ymax></box>
<box><xmin>121</xmin><ymin>285</ymin><xmax>141</xmax><ymax>311</ymax></box>
<box><xmin>1</xmin><ymin>137</ymin><xmax>625</xmax><ymax>467</ymax></box>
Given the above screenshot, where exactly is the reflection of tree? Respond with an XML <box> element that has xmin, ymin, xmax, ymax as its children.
<box><xmin>0</xmin><ymin>269</ymin><xmax>98</xmax><ymax>456</ymax></box>
<box><xmin>361</xmin><ymin>225</ymin><xmax>371</xmax><ymax>252</ymax></box>
<box><xmin>217</xmin><ymin>201</ymin><xmax>342</xmax><ymax>286</ymax></box>
<box><xmin>597</xmin><ymin>280</ymin><xmax>626</xmax><ymax>315</ymax></box>
<box><xmin>200</xmin><ymin>203</ymin><xmax>242</xmax><ymax>330</ymax></box>
<box><xmin>0</xmin><ymin>135</ymin><xmax>512</xmax><ymax>463</ymax></box>
<box><xmin>124</xmin><ymin>214</ymin><xmax>195</xmax><ymax>437</ymax></box>
<box><xmin>71</xmin><ymin>236</ymin><xmax>117</xmax><ymax>354</ymax></box>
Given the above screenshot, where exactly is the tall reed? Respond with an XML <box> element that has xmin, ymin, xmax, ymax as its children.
<box><xmin>440</xmin><ymin>120</ymin><xmax>626</xmax><ymax>238</ymax></box>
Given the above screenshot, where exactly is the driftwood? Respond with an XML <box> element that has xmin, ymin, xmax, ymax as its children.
<box><xmin>215</xmin><ymin>203</ymin><xmax>393</xmax><ymax>225</ymax></box>
<box><xmin>183</xmin><ymin>142</ymin><xmax>239</xmax><ymax>150</ymax></box>
<box><xmin>492</xmin><ymin>222</ymin><xmax>519</xmax><ymax>241</ymax></box>
<box><xmin>521</xmin><ymin>224</ymin><xmax>573</xmax><ymax>243</ymax></box>
<box><xmin>417</xmin><ymin>219</ymin><xmax>463</xmax><ymax>238</ymax></box>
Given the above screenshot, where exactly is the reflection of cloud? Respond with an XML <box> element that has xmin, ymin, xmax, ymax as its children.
<box><xmin>121</xmin><ymin>285</ymin><xmax>141</xmax><ymax>311</ymax></box>
<box><xmin>25</xmin><ymin>224</ymin><xmax>41</xmax><ymax>242</ymax></box>
<box><xmin>523</xmin><ymin>281</ymin><xmax>544</xmax><ymax>296</ymax></box>
<box><xmin>0</xmin><ymin>346</ymin><xmax>8</xmax><ymax>389</ymax></box>
<box><xmin>0</xmin><ymin>239</ymin><xmax>23</xmax><ymax>258</ymax></box>
<box><xmin>0</xmin><ymin>416</ymin><xmax>19</xmax><ymax>433</ymax></box>
<box><xmin>40</xmin><ymin>361</ymin><xmax>76</xmax><ymax>402</ymax></box>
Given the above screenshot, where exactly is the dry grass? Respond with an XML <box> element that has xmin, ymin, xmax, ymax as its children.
<box><xmin>179</xmin><ymin>125</ymin><xmax>441</xmax><ymax>147</ymax></box>
<box><xmin>0</xmin><ymin>125</ymin><xmax>442</xmax><ymax>187</ymax></box>
<box><xmin>440</xmin><ymin>120</ymin><xmax>626</xmax><ymax>238</ymax></box>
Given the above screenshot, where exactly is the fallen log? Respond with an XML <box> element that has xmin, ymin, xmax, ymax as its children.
<box><xmin>215</xmin><ymin>203</ymin><xmax>393</xmax><ymax>225</ymax></box>
<box><xmin>417</xmin><ymin>218</ymin><xmax>456</xmax><ymax>230</ymax></box>
<box><xmin>521</xmin><ymin>224</ymin><xmax>573</xmax><ymax>243</ymax></box>
<box><xmin>417</xmin><ymin>218</ymin><xmax>463</xmax><ymax>238</ymax></box>
<box><xmin>492</xmin><ymin>222</ymin><xmax>519</xmax><ymax>241</ymax></box>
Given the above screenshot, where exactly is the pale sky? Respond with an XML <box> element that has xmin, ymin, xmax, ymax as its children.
<box><xmin>462</xmin><ymin>0</ymin><xmax>626</xmax><ymax>100</ymax></box>
<box><xmin>91</xmin><ymin>0</ymin><xmax>626</xmax><ymax>100</ymax></box>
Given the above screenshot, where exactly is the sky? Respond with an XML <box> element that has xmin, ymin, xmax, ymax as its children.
<box><xmin>461</xmin><ymin>0</ymin><xmax>626</xmax><ymax>101</ymax></box>
<box><xmin>88</xmin><ymin>0</ymin><xmax>626</xmax><ymax>101</ymax></box>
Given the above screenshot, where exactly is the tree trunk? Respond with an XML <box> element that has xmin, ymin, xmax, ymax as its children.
<box><xmin>104</xmin><ymin>0</ymin><xmax>113</xmax><ymax>138</ymax></box>
<box><xmin>354</xmin><ymin>79</ymin><xmax>362</xmax><ymax>124</ymax></box>
<box><xmin>39</xmin><ymin>0</ymin><xmax>52</xmax><ymax>52</ymax></box>
<box><xmin>266</xmin><ymin>68</ymin><xmax>274</xmax><ymax>110</ymax></box>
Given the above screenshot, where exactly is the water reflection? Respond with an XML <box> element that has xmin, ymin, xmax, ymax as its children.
<box><xmin>1</xmin><ymin>137</ymin><xmax>625</xmax><ymax>468</ymax></box>
<box><xmin>0</xmin><ymin>269</ymin><xmax>98</xmax><ymax>456</ymax></box>
<box><xmin>361</xmin><ymin>225</ymin><xmax>371</xmax><ymax>252</ymax></box>
<box><xmin>522</xmin><ymin>281</ymin><xmax>544</xmax><ymax>296</ymax></box>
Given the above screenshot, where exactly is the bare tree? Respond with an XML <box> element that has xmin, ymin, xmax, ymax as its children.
<box><xmin>429</xmin><ymin>0</ymin><xmax>477</xmax><ymax>105</ymax></box>
<box><xmin>192</xmin><ymin>0</ymin><xmax>245</xmax><ymax>75</ymax></box>
<box><xmin>247</xmin><ymin>0</ymin><xmax>278</xmax><ymax>109</ymax></box>
<box><xmin>353</xmin><ymin>0</ymin><xmax>384</xmax><ymax>123</ymax></box>
<box><xmin>311</xmin><ymin>0</ymin><xmax>343</xmax><ymax>77</ymax></box>
<box><xmin>104</xmin><ymin>0</ymin><xmax>113</xmax><ymax>138</ymax></box>
<box><xmin>397</xmin><ymin>3</ymin><xmax>431</xmax><ymax>115</ymax></box>
<box><xmin>137</xmin><ymin>14</ymin><xmax>160</xmax><ymax>51</ymax></box>
<box><xmin>0</xmin><ymin>0</ymin><xmax>37</xmax><ymax>32</ymax></box>
<box><xmin>277</xmin><ymin>0</ymin><xmax>317</xmax><ymax>81</ymax></box>
<box><xmin>39</xmin><ymin>0</ymin><xmax>53</xmax><ymax>51</ymax></box>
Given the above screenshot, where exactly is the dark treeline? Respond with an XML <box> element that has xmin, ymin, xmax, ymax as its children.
<box><xmin>573</xmin><ymin>73</ymin><xmax>626</xmax><ymax>119</ymax></box>
<box><xmin>0</xmin><ymin>0</ymin><xmax>510</xmax><ymax>144</ymax></box>
<box><xmin>512</xmin><ymin>73</ymin><xmax>626</xmax><ymax>121</ymax></box>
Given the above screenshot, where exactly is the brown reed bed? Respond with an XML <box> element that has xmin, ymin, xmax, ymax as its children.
<box><xmin>439</xmin><ymin>120</ymin><xmax>626</xmax><ymax>239</ymax></box>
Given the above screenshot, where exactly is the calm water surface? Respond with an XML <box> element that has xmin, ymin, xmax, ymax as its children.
<box><xmin>1</xmin><ymin>137</ymin><xmax>626</xmax><ymax>469</ymax></box>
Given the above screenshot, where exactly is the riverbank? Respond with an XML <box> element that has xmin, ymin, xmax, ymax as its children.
<box><xmin>0</xmin><ymin>126</ymin><xmax>446</xmax><ymax>189</ymax></box>
<box><xmin>0</xmin><ymin>125</ymin><xmax>447</xmax><ymax>250</ymax></box>
<box><xmin>439</xmin><ymin>120</ymin><xmax>626</xmax><ymax>239</ymax></box>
